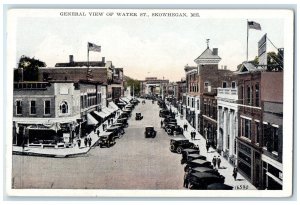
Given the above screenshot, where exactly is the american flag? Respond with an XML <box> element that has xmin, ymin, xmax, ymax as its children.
<box><xmin>88</xmin><ymin>42</ymin><xmax>101</xmax><ymax>52</ymax></box>
<box><xmin>248</xmin><ymin>21</ymin><xmax>261</xmax><ymax>30</ymax></box>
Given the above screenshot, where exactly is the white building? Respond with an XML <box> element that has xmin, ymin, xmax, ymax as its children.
<box><xmin>216</xmin><ymin>86</ymin><xmax>238</xmax><ymax>165</ymax></box>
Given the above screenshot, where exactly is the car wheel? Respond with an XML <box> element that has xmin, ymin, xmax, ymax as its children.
<box><xmin>176</xmin><ymin>146</ymin><xmax>183</xmax><ymax>154</ymax></box>
<box><xmin>167</xmin><ymin>129</ymin><xmax>172</xmax><ymax>135</ymax></box>
<box><xmin>170</xmin><ymin>145</ymin><xmax>175</xmax><ymax>152</ymax></box>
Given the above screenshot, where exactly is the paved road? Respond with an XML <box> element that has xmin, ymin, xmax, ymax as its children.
<box><xmin>12</xmin><ymin>99</ymin><xmax>185</xmax><ymax>189</ymax></box>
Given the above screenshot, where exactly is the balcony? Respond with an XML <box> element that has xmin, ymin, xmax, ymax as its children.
<box><xmin>14</xmin><ymin>82</ymin><xmax>51</xmax><ymax>90</ymax></box>
<box><xmin>217</xmin><ymin>88</ymin><xmax>238</xmax><ymax>101</ymax></box>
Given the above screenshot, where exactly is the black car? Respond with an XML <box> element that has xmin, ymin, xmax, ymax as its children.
<box><xmin>169</xmin><ymin>137</ymin><xmax>197</xmax><ymax>154</ymax></box>
<box><xmin>135</xmin><ymin>113</ymin><xmax>143</xmax><ymax>120</ymax></box>
<box><xmin>187</xmin><ymin>172</ymin><xmax>225</xmax><ymax>190</ymax></box>
<box><xmin>99</xmin><ymin>131</ymin><xmax>116</xmax><ymax>148</ymax></box>
<box><xmin>165</xmin><ymin>124</ymin><xmax>183</xmax><ymax>135</ymax></box>
<box><xmin>119</xmin><ymin>112</ymin><xmax>130</xmax><ymax>119</ymax></box>
<box><xmin>163</xmin><ymin>117</ymin><xmax>177</xmax><ymax>124</ymax></box>
<box><xmin>145</xmin><ymin>126</ymin><xmax>157</xmax><ymax>138</ymax></box>
<box><xmin>106</xmin><ymin>126</ymin><xmax>124</xmax><ymax>138</ymax></box>
<box><xmin>184</xmin><ymin>159</ymin><xmax>214</xmax><ymax>171</ymax></box>
<box><xmin>181</xmin><ymin>152</ymin><xmax>207</xmax><ymax>164</ymax></box>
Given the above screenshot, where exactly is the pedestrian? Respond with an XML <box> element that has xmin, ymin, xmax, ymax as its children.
<box><xmin>217</xmin><ymin>156</ymin><xmax>222</xmax><ymax>169</ymax></box>
<box><xmin>97</xmin><ymin>129</ymin><xmax>100</xmax><ymax>137</ymax></box>
<box><xmin>183</xmin><ymin>167</ymin><xmax>192</xmax><ymax>188</ymax></box>
<box><xmin>84</xmin><ymin>137</ymin><xmax>88</xmax><ymax>147</ymax></box>
<box><xmin>193</xmin><ymin>130</ymin><xmax>197</xmax><ymax>140</ymax></box>
<box><xmin>206</xmin><ymin>143</ymin><xmax>210</xmax><ymax>153</ymax></box>
<box><xmin>160</xmin><ymin>120</ymin><xmax>163</xmax><ymax>128</ymax></box>
<box><xmin>183</xmin><ymin>123</ymin><xmax>188</xmax><ymax>131</ymax></box>
<box><xmin>88</xmin><ymin>137</ymin><xmax>92</xmax><ymax>147</ymax></box>
<box><xmin>102</xmin><ymin>124</ymin><xmax>105</xmax><ymax>131</ymax></box>
<box><xmin>212</xmin><ymin>156</ymin><xmax>217</xmax><ymax>169</ymax></box>
<box><xmin>111</xmin><ymin>118</ymin><xmax>114</xmax><ymax>125</ymax></box>
<box><xmin>94</xmin><ymin>127</ymin><xmax>96</xmax><ymax>134</ymax></box>
<box><xmin>190</xmin><ymin>131</ymin><xmax>194</xmax><ymax>140</ymax></box>
<box><xmin>77</xmin><ymin>139</ymin><xmax>81</xmax><ymax>148</ymax></box>
<box><xmin>233</xmin><ymin>166</ymin><xmax>238</xmax><ymax>181</ymax></box>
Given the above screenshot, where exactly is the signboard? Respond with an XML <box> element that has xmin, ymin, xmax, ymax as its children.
<box><xmin>258</xmin><ymin>34</ymin><xmax>267</xmax><ymax>66</ymax></box>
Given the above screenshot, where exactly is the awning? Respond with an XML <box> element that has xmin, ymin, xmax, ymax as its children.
<box><xmin>94</xmin><ymin>111</ymin><xmax>108</xmax><ymax>119</ymax></box>
<box><xmin>87</xmin><ymin>113</ymin><xmax>98</xmax><ymax>125</ymax></box>
<box><xmin>109</xmin><ymin>102</ymin><xmax>119</xmax><ymax>111</ymax></box>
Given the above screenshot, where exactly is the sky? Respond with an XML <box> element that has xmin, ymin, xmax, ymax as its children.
<box><xmin>12</xmin><ymin>10</ymin><xmax>285</xmax><ymax>81</ymax></box>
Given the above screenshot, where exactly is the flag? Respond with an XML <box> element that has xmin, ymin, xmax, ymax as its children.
<box><xmin>248</xmin><ymin>21</ymin><xmax>261</xmax><ymax>30</ymax></box>
<box><xmin>88</xmin><ymin>42</ymin><xmax>101</xmax><ymax>52</ymax></box>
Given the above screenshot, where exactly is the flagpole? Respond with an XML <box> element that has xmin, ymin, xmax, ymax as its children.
<box><xmin>247</xmin><ymin>19</ymin><xmax>249</xmax><ymax>62</ymax></box>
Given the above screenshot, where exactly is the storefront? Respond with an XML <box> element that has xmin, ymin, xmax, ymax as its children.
<box><xmin>262</xmin><ymin>154</ymin><xmax>283</xmax><ymax>190</ymax></box>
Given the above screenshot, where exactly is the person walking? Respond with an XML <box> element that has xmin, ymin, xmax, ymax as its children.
<box><xmin>212</xmin><ymin>156</ymin><xmax>217</xmax><ymax>169</ymax></box>
<box><xmin>97</xmin><ymin>129</ymin><xmax>100</xmax><ymax>137</ymax></box>
<box><xmin>94</xmin><ymin>127</ymin><xmax>96</xmax><ymax>134</ymax></box>
<box><xmin>77</xmin><ymin>139</ymin><xmax>81</xmax><ymax>148</ymax></box>
<box><xmin>233</xmin><ymin>166</ymin><xmax>238</xmax><ymax>181</ymax></box>
<box><xmin>206</xmin><ymin>143</ymin><xmax>210</xmax><ymax>153</ymax></box>
<box><xmin>190</xmin><ymin>131</ymin><xmax>193</xmax><ymax>140</ymax></box>
<box><xmin>102</xmin><ymin>124</ymin><xmax>105</xmax><ymax>131</ymax></box>
<box><xmin>217</xmin><ymin>156</ymin><xmax>222</xmax><ymax>169</ymax></box>
<box><xmin>88</xmin><ymin>137</ymin><xmax>92</xmax><ymax>147</ymax></box>
<box><xmin>184</xmin><ymin>123</ymin><xmax>188</xmax><ymax>131</ymax></box>
<box><xmin>160</xmin><ymin>120</ymin><xmax>163</xmax><ymax>128</ymax></box>
<box><xmin>84</xmin><ymin>137</ymin><xmax>88</xmax><ymax>147</ymax></box>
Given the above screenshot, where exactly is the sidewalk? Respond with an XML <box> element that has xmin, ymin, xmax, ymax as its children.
<box><xmin>167</xmin><ymin>104</ymin><xmax>257</xmax><ymax>190</ymax></box>
<box><xmin>12</xmin><ymin>113</ymin><xmax>121</xmax><ymax>158</ymax></box>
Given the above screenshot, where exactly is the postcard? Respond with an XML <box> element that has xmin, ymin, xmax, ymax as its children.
<box><xmin>5</xmin><ymin>8</ymin><xmax>294</xmax><ymax>197</ymax></box>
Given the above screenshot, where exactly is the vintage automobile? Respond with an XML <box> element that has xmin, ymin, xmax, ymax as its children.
<box><xmin>116</xmin><ymin>118</ymin><xmax>129</xmax><ymax>127</ymax></box>
<box><xmin>207</xmin><ymin>183</ymin><xmax>233</xmax><ymax>190</ymax></box>
<box><xmin>144</xmin><ymin>126</ymin><xmax>157</xmax><ymax>138</ymax></box>
<box><xmin>181</xmin><ymin>153</ymin><xmax>207</xmax><ymax>164</ymax></box>
<box><xmin>135</xmin><ymin>112</ymin><xmax>144</xmax><ymax>120</ymax></box>
<box><xmin>169</xmin><ymin>137</ymin><xmax>198</xmax><ymax>154</ymax></box>
<box><xmin>99</xmin><ymin>131</ymin><xmax>116</xmax><ymax>148</ymax></box>
<box><xmin>119</xmin><ymin>112</ymin><xmax>130</xmax><ymax>119</ymax></box>
<box><xmin>165</xmin><ymin>124</ymin><xmax>183</xmax><ymax>135</ymax></box>
<box><xmin>187</xmin><ymin>172</ymin><xmax>225</xmax><ymax>190</ymax></box>
<box><xmin>106</xmin><ymin>126</ymin><xmax>124</xmax><ymax>138</ymax></box>
<box><xmin>163</xmin><ymin>117</ymin><xmax>177</xmax><ymax>124</ymax></box>
<box><xmin>191</xmin><ymin>167</ymin><xmax>220</xmax><ymax>175</ymax></box>
<box><xmin>112</xmin><ymin>122</ymin><xmax>127</xmax><ymax>129</ymax></box>
<box><xmin>184</xmin><ymin>159</ymin><xmax>214</xmax><ymax>171</ymax></box>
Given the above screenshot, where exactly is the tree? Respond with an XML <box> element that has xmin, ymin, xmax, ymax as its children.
<box><xmin>17</xmin><ymin>55</ymin><xmax>46</xmax><ymax>81</ymax></box>
<box><xmin>124</xmin><ymin>76</ymin><xmax>141</xmax><ymax>96</ymax></box>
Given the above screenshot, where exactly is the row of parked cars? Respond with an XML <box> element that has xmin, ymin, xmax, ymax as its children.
<box><xmin>98</xmin><ymin>99</ymin><xmax>140</xmax><ymax>148</ymax></box>
<box><xmin>169</xmin><ymin>136</ymin><xmax>233</xmax><ymax>190</ymax></box>
<box><xmin>159</xmin><ymin>108</ymin><xmax>184</xmax><ymax>136</ymax></box>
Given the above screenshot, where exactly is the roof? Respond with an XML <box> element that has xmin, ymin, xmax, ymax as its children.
<box><xmin>194</xmin><ymin>47</ymin><xmax>221</xmax><ymax>65</ymax></box>
<box><xmin>237</xmin><ymin>61</ymin><xmax>265</xmax><ymax>74</ymax></box>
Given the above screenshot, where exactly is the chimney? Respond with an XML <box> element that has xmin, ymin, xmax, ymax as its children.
<box><xmin>212</xmin><ymin>48</ymin><xmax>218</xmax><ymax>55</ymax></box>
<box><xmin>69</xmin><ymin>55</ymin><xmax>74</xmax><ymax>63</ymax></box>
<box><xmin>224</xmin><ymin>65</ymin><xmax>227</xmax><ymax>70</ymax></box>
<box><xmin>102</xmin><ymin>57</ymin><xmax>105</xmax><ymax>63</ymax></box>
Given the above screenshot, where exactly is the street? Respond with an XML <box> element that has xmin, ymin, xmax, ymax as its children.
<box><xmin>12</xmin><ymin>100</ymin><xmax>185</xmax><ymax>189</ymax></box>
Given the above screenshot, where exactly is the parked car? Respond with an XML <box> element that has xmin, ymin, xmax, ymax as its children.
<box><xmin>181</xmin><ymin>153</ymin><xmax>206</xmax><ymax>164</ymax></box>
<box><xmin>184</xmin><ymin>159</ymin><xmax>214</xmax><ymax>171</ymax></box>
<box><xmin>116</xmin><ymin>118</ymin><xmax>129</xmax><ymax>128</ymax></box>
<box><xmin>187</xmin><ymin>172</ymin><xmax>225</xmax><ymax>190</ymax></box>
<box><xmin>191</xmin><ymin>167</ymin><xmax>220</xmax><ymax>175</ymax></box>
<box><xmin>106</xmin><ymin>126</ymin><xmax>124</xmax><ymax>138</ymax></box>
<box><xmin>163</xmin><ymin>117</ymin><xmax>177</xmax><ymax>124</ymax></box>
<box><xmin>145</xmin><ymin>126</ymin><xmax>157</xmax><ymax>138</ymax></box>
<box><xmin>165</xmin><ymin>124</ymin><xmax>183</xmax><ymax>135</ymax></box>
<box><xmin>119</xmin><ymin>112</ymin><xmax>130</xmax><ymax>119</ymax></box>
<box><xmin>207</xmin><ymin>183</ymin><xmax>233</xmax><ymax>190</ymax></box>
<box><xmin>169</xmin><ymin>137</ymin><xmax>197</xmax><ymax>154</ymax></box>
<box><xmin>135</xmin><ymin>112</ymin><xmax>144</xmax><ymax>120</ymax></box>
<box><xmin>99</xmin><ymin>131</ymin><xmax>116</xmax><ymax>148</ymax></box>
<box><xmin>112</xmin><ymin>122</ymin><xmax>127</xmax><ymax>129</ymax></box>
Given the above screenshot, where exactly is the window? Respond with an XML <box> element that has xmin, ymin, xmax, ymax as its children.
<box><xmin>204</xmin><ymin>82</ymin><xmax>209</xmax><ymax>88</ymax></box>
<box><xmin>60</xmin><ymin>101</ymin><xmax>68</xmax><ymax>114</ymax></box>
<box><xmin>255</xmin><ymin>122</ymin><xmax>260</xmax><ymax>144</ymax></box>
<box><xmin>241</xmin><ymin>86</ymin><xmax>244</xmax><ymax>104</ymax></box>
<box><xmin>242</xmin><ymin>118</ymin><xmax>251</xmax><ymax>140</ymax></box>
<box><xmin>187</xmin><ymin>97</ymin><xmax>190</xmax><ymax>106</ymax></box>
<box><xmin>44</xmin><ymin>100</ymin><xmax>50</xmax><ymax>115</ymax></box>
<box><xmin>30</xmin><ymin>100</ymin><xmax>36</xmax><ymax>115</ymax></box>
<box><xmin>255</xmin><ymin>84</ymin><xmax>260</xmax><ymax>107</ymax></box>
<box><xmin>197</xmin><ymin>100</ymin><xmax>199</xmax><ymax>110</ymax></box>
<box><xmin>231</xmin><ymin>81</ymin><xmax>236</xmax><ymax>88</ymax></box>
<box><xmin>80</xmin><ymin>96</ymin><xmax>84</xmax><ymax>109</ymax></box>
<box><xmin>16</xmin><ymin>100</ymin><xmax>22</xmax><ymax>115</ymax></box>
<box><xmin>264</xmin><ymin>124</ymin><xmax>279</xmax><ymax>153</ymax></box>
<box><xmin>192</xmin><ymin>98</ymin><xmax>194</xmax><ymax>108</ymax></box>
<box><xmin>222</xmin><ymin>81</ymin><xmax>227</xmax><ymax>88</ymax></box>
<box><xmin>247</xmin><ymin>86</ymin><xmax>251</xmax><ymax>105</ymax></box>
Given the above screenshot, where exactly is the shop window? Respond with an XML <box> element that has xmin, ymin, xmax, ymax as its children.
<box><xmin>60</xmin><ymin>101</ymin><xmax>68</xmax><ymax>114</ymax></box>
<box><xmin>263</xmin><ymin>124</ymin><xmax>279</xmax><ymax>153</ymax></box>
<box><xmin>222</xmin><ymin>81</ymin><xmax>227</xmax><ymax>88</ymax></box>
<box><xmin>231</xmin><ymin>81</ymin><xmax>236</xmax><ymax>88</ymax></box>
<box><xmin>247</xmin><ymin>86</ymin><xmax>251</xmax><ymax>105</ymax></box>
<box><xmin>44</xmin><ymin>100</ymin><xmax>51</xmax><ymax>115</ymax></box>
<box><xmin>242</xmin><ymin>118</ymin><xmax>251</xmax><ymax>140</ymax></box>
<box><xmin>16</xmin><ymin>100</ymin><xmax>22</xmax><ymax>115</ymax></box>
